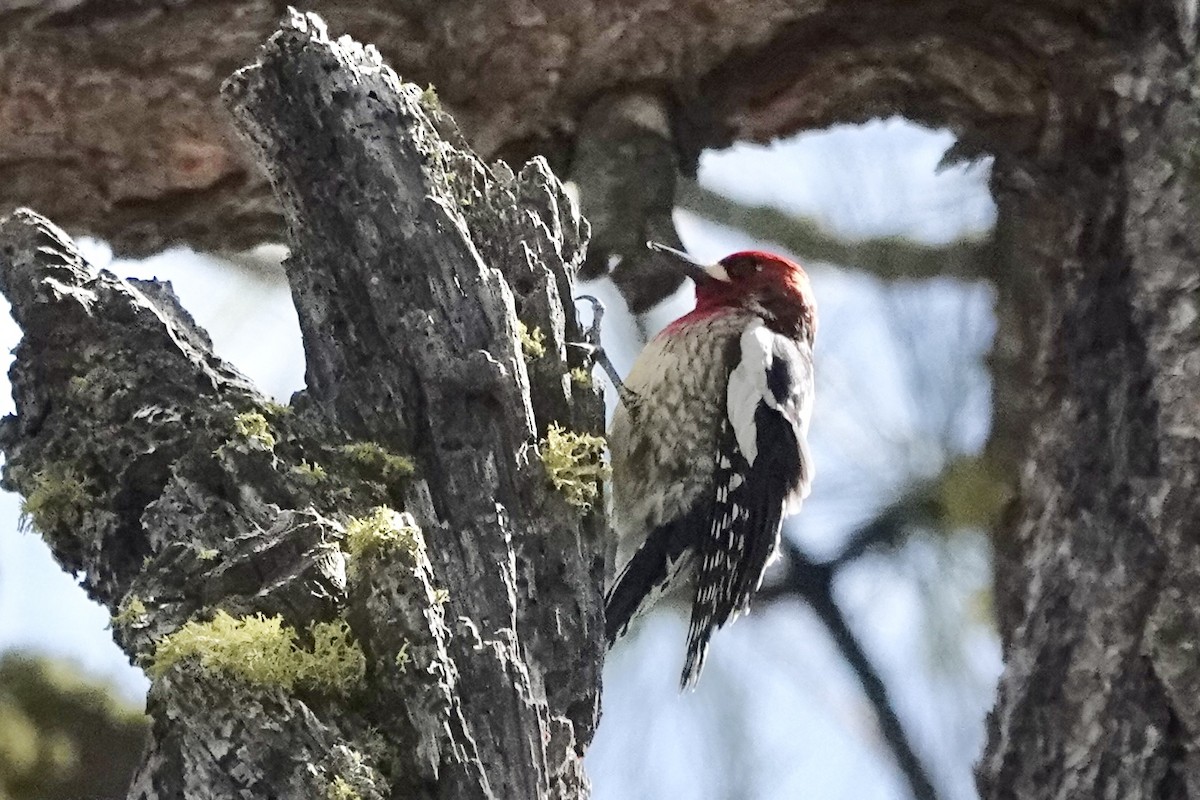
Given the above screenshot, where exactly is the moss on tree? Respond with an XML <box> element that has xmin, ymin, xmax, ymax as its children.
<box><xmin>18</xmin><ymin>466</ymin><xmax>92</xmax><ymax>536</ymax></box>
<box><xmin>149</xmin><ymin>611</ymin><xmax>365</xmax><ymax>695</ymax></box>
<box><xmin>539</xmin><ymin>424</ymin><xmax>609</xmax><ymax>510</ymax></box>
<box><xmin>517</xmin><ymin>320</ymin><xmax>547</xmax><ymax>360</ymax></box>
<box><xmin>232</xmin><ymin>411</ymin><xmax>277</xmax><ymax>450</ymax></box>
<box><xmin>342</xmin><ymin>507</ymin><xmax>423</xmax><ymax>564</ymax></box>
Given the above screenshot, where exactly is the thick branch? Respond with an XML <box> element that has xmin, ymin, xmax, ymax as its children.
<box><xmin>223</xmin><ymin>18</ymin><xmax>605</xmax><ymax>792</ymax></box>
<box><xmin>0</xmin><ymin>0</ymin><xmax>1101</xmax><ymax>256</ymax></box>
<box><xmin>0</xmin><ymin>209</ymin><xmax>417</xmax><ymax>797</ymax></box>
<box><xmin>978</xmin><ymin>12</ymin><xmax>1200</xmax><ymax>796</ymax></box>
<box><xmin>567</xmin><ymin>92</ymin><xmax>690</xmax><ymax>314</ymax></box>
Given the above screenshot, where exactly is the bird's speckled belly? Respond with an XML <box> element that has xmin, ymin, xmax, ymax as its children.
<box><xmin>609</xmin><ymin>313</ymin><xmax>747</xmax><ymax>571</ymax></box>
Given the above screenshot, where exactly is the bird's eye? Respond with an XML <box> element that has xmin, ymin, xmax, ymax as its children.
<box><xmin>724</xmin><ymin>257</ymin><xmax>757</xmax><ymax>279</ymax></box>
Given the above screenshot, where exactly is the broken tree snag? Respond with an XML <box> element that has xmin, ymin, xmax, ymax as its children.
<box><xmin>0</xmin><ymin>12</ymin><xmax>605</xmax><ymax>800</ymax></box>
<box><xmin>222</xmin><ymin>10</ymin><xmax>605</xmax><ymax>799</ymax></box>
<box><xmin>0</xmin><ymin>208</ymin><xmax>410</xmax><ymax>797</ymax></box>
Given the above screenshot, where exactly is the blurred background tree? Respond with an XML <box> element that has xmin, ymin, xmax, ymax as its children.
<box><xmin>0</xmin><ymin>653</ymin><xmax>147</xmax><ymax>800</ymax></box>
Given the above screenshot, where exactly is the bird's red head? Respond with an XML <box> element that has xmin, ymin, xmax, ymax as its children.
<box><xmin>654</xmin><ymin>245</ymin><xmax>817</xmax><ymax>342</ymax></box>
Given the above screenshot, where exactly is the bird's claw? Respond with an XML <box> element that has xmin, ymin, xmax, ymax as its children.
<box><xmin>571</xmin><ymin>294</ymin><xmax>630</xmax><ymax>401</ymax></box>
<box><xmin>575</xmin><ymin>294</ymin><xmax>606</xmax><ymax>348</ymax></box>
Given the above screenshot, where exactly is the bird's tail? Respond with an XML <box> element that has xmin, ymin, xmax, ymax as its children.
<box><xmin>605</xmin><ymin>517</ymin><xmax>695</xmax><ymax>644</ymax></box>
<box><xmin>681</xmin><ymin>618</ymin><xmax>715</xmax><ymax>689</ymax></box>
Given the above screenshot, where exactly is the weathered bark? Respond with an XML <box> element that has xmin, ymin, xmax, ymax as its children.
<box><xmin>0</xmin><ymin>12</ymin><xmax>604</xmax><ymax>799</ymax></box>
<box><xmin>980</xmin><ymin>7</ymin><xmax>1200</xmax><ymax>796</ymax></box>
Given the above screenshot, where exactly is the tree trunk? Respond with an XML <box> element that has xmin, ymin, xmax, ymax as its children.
<box><xmin>980</xmin><ymin>7</ymin><xmax>1200</xmax><ymax>796</ymax></box>
<box><xmin>0</xmin><ymin>12</ymin><xmax>605</xmax><ymax>799</ymax></box>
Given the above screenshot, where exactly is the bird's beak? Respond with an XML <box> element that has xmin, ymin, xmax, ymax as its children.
<box><xmin>647</xmin><ymin>242</ymin><xmax>730</xmax><ymax>286</ymax></box>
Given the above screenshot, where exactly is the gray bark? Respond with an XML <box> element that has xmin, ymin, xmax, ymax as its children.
<box><xmin>0</xmin><ymin>0</ymin><xmax>877</xmax><ymax>258</ymax></box>
<box><xmin>980</xmin><ymin>9</ymin><xmax>1200</xmax><ymax>795</ymax></box>
<box><xmin>0</xmin><ymin>12</ymin><xmax>604</xmax><ymax>799</ymax></box>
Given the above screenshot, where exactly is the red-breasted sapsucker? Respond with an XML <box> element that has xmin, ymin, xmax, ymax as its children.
<box><xmin>605</xmin><ymin>246</ymin><xmax>817</xmax><ymax>688</ymax></box>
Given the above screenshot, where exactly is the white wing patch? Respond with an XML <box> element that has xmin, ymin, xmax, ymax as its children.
<box><xmin>725</xmin><ymin>319</ymin><xmax>815</xmax><ymax>509</ymax></box>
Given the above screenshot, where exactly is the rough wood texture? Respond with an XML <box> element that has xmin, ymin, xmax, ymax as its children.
<box><xmin>981</xmin><ymin>8</ymin><xmax>1200</xmax><ymax>796</ymax></box>
<box><xmin>0</xmin><ymin>12</ymin><xmax>605</xmax><ymax>799</ymax></box>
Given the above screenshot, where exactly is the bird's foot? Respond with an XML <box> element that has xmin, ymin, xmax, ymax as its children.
<box><xmin>572</xmin><ymin>295</ymin><xmax>632</xmax><ymax>401</ymax></box>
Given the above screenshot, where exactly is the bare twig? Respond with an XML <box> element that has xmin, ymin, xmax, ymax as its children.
<box><xmin>676</xmin><ymin>179</ymin><xmax>997</xmax><ymax>282</ymax></box>
<box><xmin>759</xmin><ymin>538</ymin><xmax>940</xmax><ymax>800</ymax></box>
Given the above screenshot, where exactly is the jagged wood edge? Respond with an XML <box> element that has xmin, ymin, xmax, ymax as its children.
<box><xmin>221</xmin><ymin>11</ymin><xmax>606</xmax><ymax>799</ymax></box>
<box><xmin>0</xmin><ymin>208</ymin><xmax>466</xmax><ymax>797</ymax></box>
<box><xmin>0</xmin><ymin>11</ymin><xmax>606</xmax><ymax>799</ymax></box>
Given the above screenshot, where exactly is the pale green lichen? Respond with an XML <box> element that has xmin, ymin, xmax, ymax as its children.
<box><xmin>233</xmin><ymin>412</ymin><xmax>276</xmax><ymax>450</ymax></box>
<box><xmin>292</xmin><ymin>459</ymin><xmax>329</xmax><ymax>482</ymax></box>
<box><xmin>393</xmin><ymin>642</ymin><xmax>411</xmax><ymax>672</ymax></box>
<box><xmin>321</xmin><ymin>745</ymin><xmax>386</xmax><ymax>800</ymax></box>
<box><xmin>420</xmin><ymin>83</ymin><xmax>441</xmax><ymax>109</ymax></box>
<box><xmin>339</xmin><ymin>441</ymin><xmax>415</xmax><ymax>484</ymax></box>
<box><xmin>20</xmin><ymin>465</ymin><xmax>92</xmax><ymax>534</ymax></box>
<box><xmin>196</xmin><ymin>548</ymin><xmax>219</xmax><ymax>562</ymax></box>
<box><xmin>343</xmin><ymin>507</ymin><xmax>423</xmax><ymax>562</ymax></box>
<box><xmin>569</xmin><ymin>366</ymin><xmax>593</xmax><ymax>388</ymax></box>
<box><xmin>111</xmin><ymin>596</ymin><xmax>147</xmax><ymax>628</ymax></box>
<box><xmin>149</xmin><ymin>611</ymin><xmax>365</xmax><ymax>695</ymax></box>
<box><xmin>540</xmin><ymin>424</ymin><xmax>610</xmax><ymax>509</ymax></box>
<box><xmin>326</xmin><ymin>777</ymin><xmax>361</xmax><ymax>800</ymax></box>
<box><xmin>67</xmin><ymin>375</ymin><xmax>90</xmax><ymax>398</ymax></box>
<box><xmin>517</xmin><ymin>320</ymin><xmax>547</xmax><ymax>360</ymax></box>
<box><xmin>64</xmin><ymin>365</ymin><xmax>127</xmax><ymax>406</ymax></box>
<box><xmin>432</xmin><ymin>588</ymin><xmax>449</xmax><ymax>605</ymax></box>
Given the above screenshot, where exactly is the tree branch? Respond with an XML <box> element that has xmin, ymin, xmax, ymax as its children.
<box><xmin>826</xmin><ymin>455</ymin><xmax>1012</xmax><ymax>570</ymax></box>
<box><xmin>752</xmin><ymin>453</ymin><xmax>1013</xmax><ymax>798</ymax></box>
<box><xmin>223</xmin><ymin>14</ymin><xmax>606</xmax><ymax>791</ymax></box>
<box><xmin>676</xmin><ymin>179</ymin><xmax>998</xmax><ymax>282</ymax></box>
<box><xmin>758</xmin><ymin>538</ymin><xmax>940</xmax><ymax>800</ymax></box>
<box><xmin>567</xmin><ymin>92</ymin><xmax>691</xmax><ymax>314</ymax></box>
<box><xmin>0</xmin><ymin>0</ymin><xmax>1080</xmax><ymax>257</ymax></box>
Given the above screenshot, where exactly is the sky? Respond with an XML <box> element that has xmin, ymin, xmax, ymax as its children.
<box><xmin>0</xmin><ymin>118</ymin><xmax>1001</xmax><ymax>799</ymax></box>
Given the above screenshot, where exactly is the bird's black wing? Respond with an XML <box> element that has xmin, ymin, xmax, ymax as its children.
<box><xmin>681</xmin><ymin>324</ymin><xmax>813</xmax><ymax>687</ymax></box>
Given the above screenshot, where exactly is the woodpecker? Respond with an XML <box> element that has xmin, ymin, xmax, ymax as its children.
<box><xmin>603</xmin><ymin>244</ymin><xmax>816</xmax><ymax>688</ymax></box>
